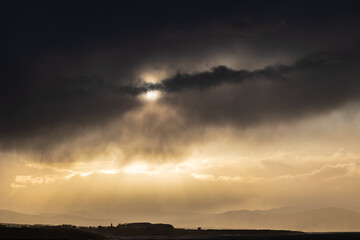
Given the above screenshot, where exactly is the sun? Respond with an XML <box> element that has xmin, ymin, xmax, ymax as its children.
<box><xmin>144</xmin><ymin>90</ymin><xmax>160</xmax><ymax>101</ymax></box>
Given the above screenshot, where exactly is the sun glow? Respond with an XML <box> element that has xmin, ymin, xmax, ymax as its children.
<box><xmin>144</xmin><ymin>90</ymin><xmax>160</xmax><ymax>101</ymax></box>
<box><xmin>123</xmin><ymin>162</ymin><xmax>160</xmax><ymax>175</ymax></box>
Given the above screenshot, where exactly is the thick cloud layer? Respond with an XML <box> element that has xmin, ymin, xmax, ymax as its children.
<box><xmin>1</xmin><ymin>1</ymin><xmax>360</xmax><ymax>162</ymax></box>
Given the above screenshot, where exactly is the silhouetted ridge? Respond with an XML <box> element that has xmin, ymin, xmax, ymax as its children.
<box><xmin>117</xmin><ymin>222</ymin><xmax>174</xmax><ymax>230</ymax></box>
<box><xmin>91</xmin><ymin>222</ymin><xmax>175</xmax><ymax>236</ymax></box>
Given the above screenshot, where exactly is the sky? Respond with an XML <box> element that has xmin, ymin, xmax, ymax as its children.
<box><xmin>1</xmin><ymin>0</ymin><xmax>360</xmax><ymax>221</ymax></box>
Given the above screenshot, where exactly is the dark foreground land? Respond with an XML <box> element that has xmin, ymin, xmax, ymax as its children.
<box><xmin>1</xmin><ymin>223</ymin><xmax>360</xmax><ymax>240</ymax></box>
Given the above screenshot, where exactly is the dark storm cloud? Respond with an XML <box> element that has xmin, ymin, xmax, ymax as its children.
<box><xmin>160</xmin><ymin>47</ymin><xmax>360</xmax><ymax>127</ymax></box>
<box><xmin>0</xmin><ymin>73</ymin><xmax>141</xmax><ymax>147</ymax></box>
<box><xmin>1</xmin><ymin>0</ymin><xmax>360</xmax><ymax>159</ymax></box>
<box><xmin>117</xmin><ymin>50</ymin><xmax>345</xmax><ymax>95</ymax></box>
<box><xmin>154</xmin><ymin>65</ymin><xmax>285</xmax><ymax>92</ymax></box>
<box><xmin>114</xmin><ymin>66</ymin><xmax>284</xmax><ymax>95</ymax></box>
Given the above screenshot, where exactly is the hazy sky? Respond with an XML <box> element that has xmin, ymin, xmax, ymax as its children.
<box><xmin>1</xmin><ymin>0</ymin><xmax>360</xmax><ymax>218</ymax></box>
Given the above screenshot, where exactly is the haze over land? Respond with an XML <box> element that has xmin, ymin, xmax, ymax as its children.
<box><xmin>1</xmin><ymin>0</ymin><xmax>360</xmax><ymax>231</ymax></box>
<box><xmin>1</xmin><ymin>206</ymin><xmax>360</xmax><ymax>232</ymax></box>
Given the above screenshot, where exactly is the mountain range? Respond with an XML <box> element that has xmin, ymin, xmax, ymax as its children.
<box><xmin>1</xmin><ymin>206</ymin><xmax>360</xmax><ymax>231</ymax></box>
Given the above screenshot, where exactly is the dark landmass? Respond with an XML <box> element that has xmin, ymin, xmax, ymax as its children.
<box><xmin>0</xmin><ymin>224</ymin><xmax>103</xmax><ymax>240</ymax></box>
<box><xmin>1</xmin><ymin>223</ymin><xmax>360</xmax><ymax>240</ymax></box>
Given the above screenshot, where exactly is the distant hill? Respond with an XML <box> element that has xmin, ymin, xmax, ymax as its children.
<box><xmin>0</xmin><ymin>209</ymin><xmax>113</xmax><ymax>226</ymax></box>
<box><xmin>183</xmin><ymin>207</ymin><xmax>360</xmax><ymax>231</ymax></box>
